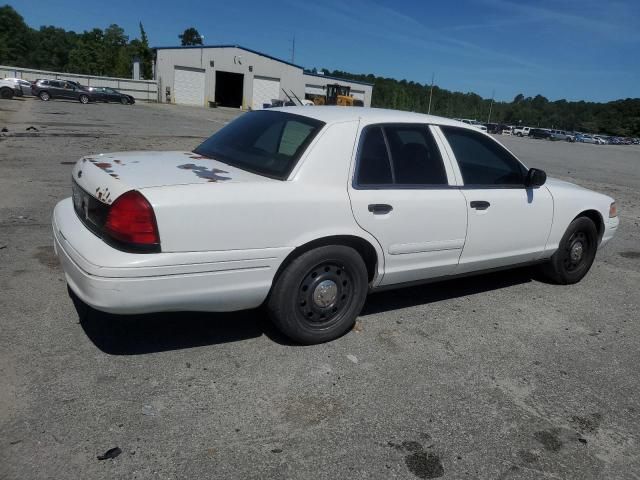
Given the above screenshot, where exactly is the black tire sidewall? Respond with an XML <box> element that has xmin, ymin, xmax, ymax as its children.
<box><xmin>549</xmin><ymin>217</ymin><xmax>598</xmax><ymax>284</ymax></box>
<box><xmin>267</xmin><ymin>245</ymin><xmax>368</xmax><ymax>344</ymax></box>
<box><xmin>1</xmin><ymin>88</ymin><xmax>13</xmax><ymax>99</ymax></box>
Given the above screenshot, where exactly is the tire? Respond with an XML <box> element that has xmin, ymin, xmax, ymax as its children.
<box><xmin>39</xmin><ymin>91</ymin><xmax>50</xmax><ymax>101</ymax></box>
<box><xmin>120</xmin><ymin>97</ymin><xmax>129</xmax><ymax>105</ymax></box>
<box><xmin>541</xmin><ymin>217</ymin><xmax>598</xmax><ymax>285</ymax></box>
<box><xmin>1</xmin><ymin>87</ymin><xmax>15</xmax><ymax>99</ymax></box>
<box><xmin>79</xmin><ymin>94</ymin><xmax>89</xmax><ymax>104</ymax></box>
<box><xmin>267</xmin><ymin>245</ymin><xmax>368</xmax><ymax>344</ymax></box>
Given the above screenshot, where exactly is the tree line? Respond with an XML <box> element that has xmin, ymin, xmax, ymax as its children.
<box><xmin>321</xmin><ymin>71</ymin><xmax>640</xmax><ymax>137</ymax></box>
<box><xmin>0</xmin><ymin>5</ymin><xmax>153</xmax><ymax>79</ymax></box>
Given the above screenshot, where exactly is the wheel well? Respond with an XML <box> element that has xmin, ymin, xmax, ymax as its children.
<box><xmin>274</xmin><ymin>236</ymin><xmax>379</xmax><ymax>286</ymax></box>
<box><xmin>575</xmin><ymin>209</ymin><xmax>604</xmax><ymax>241</ymax></box>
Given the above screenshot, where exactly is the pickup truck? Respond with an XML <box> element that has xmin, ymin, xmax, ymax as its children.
<box><xmin>513</xmin><ymin>126</ymin><xmax>531</xmax><ymax>137</ymax></box>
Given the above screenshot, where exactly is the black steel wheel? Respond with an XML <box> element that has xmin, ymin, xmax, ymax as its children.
<box><xmin>541</xmin><ymin>217</ymin><xmax>598</xmax><ymax>284</ymax></box>
<box><xmin>267</xmin><ymin>245</ymin><xmax>368</xmax><ymax>344</ymax></box>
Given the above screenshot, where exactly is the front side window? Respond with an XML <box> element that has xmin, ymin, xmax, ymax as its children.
<box><xmin>193</xmin><ymin>111</ymin><xmax>324</xmax><ymax>180</ymax></box>
<box><xmin>441</xmin><ymin>126</ymin><xmax>526</xmax><ymax>186</ymax></box>
<box><xmin>356</xmin><ymin>124</ymin><xmax>448</xmax><ymax>187</ymax></box>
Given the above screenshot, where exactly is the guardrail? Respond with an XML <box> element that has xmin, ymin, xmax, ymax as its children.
<box><xmin>0</xmin><ymin>65</ymin><xmax>158</xmax><ymax>102</ymax></box>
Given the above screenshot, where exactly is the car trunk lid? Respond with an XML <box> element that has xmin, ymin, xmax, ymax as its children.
<box><xmin>71</xmin><ymin>150</ymin><xmax>272</xmax><ymax>204</ymax></box>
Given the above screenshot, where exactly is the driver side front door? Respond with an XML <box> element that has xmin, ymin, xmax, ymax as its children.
<box><xmin>437</xmin><ymin>126</ymin><xmax>553</xmax><ymax>274</ymax></box>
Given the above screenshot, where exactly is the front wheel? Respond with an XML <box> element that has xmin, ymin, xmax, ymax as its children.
<box><xmin>267</xmin><ymin>245</ymin><xmax>368</xmax><ymax>344</ymax></box>
<box><xmin>1</xmin><ymin>88</ymin><xmax>14</xmax><ymax>99</ymax></box>
<box><xmin>39</xmin><ymin>91</ymin><xmax>50</xmax><ymax>101</ymax></box>
<box><xmin>79</xmin><ymin>94</ymin><xmax>89</xmax><ymax>104</ymax></box>
<box><xmin>541</xmin><ymin>217</ymin><xmax>598</xmax><ymax>284</ymax></box>
<box><xmin>120</xmin><ymin>97</ymin><xmax>129</xmax><ymax>105</ymax></box>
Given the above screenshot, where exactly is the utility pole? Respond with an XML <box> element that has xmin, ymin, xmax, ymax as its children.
<box><xmin>291</xmin><ymin>35</ymin><xmax>296</xmax><ymax>64</ymax></box>
<box><xmin>427</xmin><ymin>72</ymin><xmax>434</xmax><ymax>115</ymax></box>
<box><xmin>487</xmin><ymin>89</ymin><xmax>495</xmax><ymax>124</ymax></box>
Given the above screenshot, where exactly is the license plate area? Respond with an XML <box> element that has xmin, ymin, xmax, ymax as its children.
<box><xmin>72</xmin><ymin>180</ymin><xmax>109</xmax><ymax>237</ymax></box>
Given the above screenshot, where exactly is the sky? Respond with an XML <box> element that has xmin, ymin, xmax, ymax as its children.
<box><xmin>9</xmin><ymin>0</ymin><xmax>640</xmax><ymax>102</ymax></box>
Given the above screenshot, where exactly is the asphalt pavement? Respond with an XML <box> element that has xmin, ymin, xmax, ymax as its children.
<box><xmin>1</xmin><ymin>98</ymin><xmax>639</xmax><ymax>479</ymax></box>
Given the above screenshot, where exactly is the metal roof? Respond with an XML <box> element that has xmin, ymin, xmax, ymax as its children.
<box><xmin>303</xmin><ymin>71</ymin><xmax>374</xmax><ymax>87</ymax></box>
<box><xmin>153</xmin><ymin>44</ymin><xmax>304</xmax><ymax>69</ymax></box>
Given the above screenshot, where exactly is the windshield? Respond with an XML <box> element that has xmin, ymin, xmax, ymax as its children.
<box><xmin>193</xmin><ymin>111</ymin><xmax>325</xmax><ymax>180</ymax></box>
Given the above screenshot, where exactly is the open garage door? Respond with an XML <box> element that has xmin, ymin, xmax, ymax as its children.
<box><xmin>215</xmin><ymin>71</ymin><xmax>244</xmax><ymax>108</ymax></box>
<box><xmin>252</xmin><ymin>76</ymin><xmax>280</xmax><ymax>110</ymax></box>
<box><xmin>173</xmin><ymin>67</ymin><xmax>205</xmax><ymax>106</ymax></box>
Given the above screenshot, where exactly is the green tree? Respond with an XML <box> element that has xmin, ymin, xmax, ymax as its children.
<box><xmin>0</xmin><ymin>5</ymin><xmax>30</xmax><ymax>66</ymax></box>
<box><xmin>179</xmin><ymin>27</ymin><xmax>202</xmax><ymax>46</ymax></box>
<box><xmin>138</xmin><ymin>22</ymin><xmax>153</xmax><ymax>79</ymax></box>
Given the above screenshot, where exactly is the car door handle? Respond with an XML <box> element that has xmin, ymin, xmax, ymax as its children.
<box><xmin>368</xmin><ymin>204</ymin><xmax>393</xmax><ymax>214</ymax></box>
<box><xmin>470</xmin><ymin>200</ymin><xmax>490</xmax><ymax>210</ymax></box>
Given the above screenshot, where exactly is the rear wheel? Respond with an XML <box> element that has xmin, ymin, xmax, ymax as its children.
<box><xmin>541</xmin><ymin>217</ymin><xmax>598</xmax><ymax>284</ymax></box>
<box><xmin>39</xmin><ymin>91</ymin><xmax>50</xmax><ymax>101</ymax></box>
<box><xmin>79</xmin><ymin>94</ymin><xmax>89</xmax><ymax>104</ymax></box>
<box><xmin>267</xmin><ymin>245</ymin><xmax>368</xmax><ymax>344</ymax></box>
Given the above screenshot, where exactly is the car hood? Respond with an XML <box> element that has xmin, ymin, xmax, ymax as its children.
<box><xmin>72</xmin><ymin>151</ymin><xmax>273</xmax><ymax>204</ymax></box>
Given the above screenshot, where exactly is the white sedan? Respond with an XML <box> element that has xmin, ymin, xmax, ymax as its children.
<box><xmin>53</xmin><ymin>107</ymin><xmax>619</xmax><ymax>344</ymax></box>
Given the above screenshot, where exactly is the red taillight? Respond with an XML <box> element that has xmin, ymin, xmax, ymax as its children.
<box><xmin>104</xmin><ymin>190</ymin><xmax>160</xmax><ymax>250</ymax></box>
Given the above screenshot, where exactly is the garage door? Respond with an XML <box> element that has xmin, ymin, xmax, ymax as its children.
<box><xmin>305</xmin><ymin>84</ymin><xmax>325</xmax><ymax>96</ymax></box>
<box><xmin>173</xmin><ymin>67</ymin><xmax>205</xmax><ymax>106</ymax></box>
<box><xmin>352</xmin><ymin>89</ymin><xmax>365</xmax><ymax>101</ymax></box>
<box><xmin>252</xmin><ymin>76</ymin><xmax>280</xmax><ymax>110</ymax></box>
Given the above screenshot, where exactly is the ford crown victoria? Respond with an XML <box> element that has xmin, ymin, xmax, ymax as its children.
<box><xmin>53</xmin><ymin>107</ymin><xmax>619</xmax><ymax>344</ymax></box>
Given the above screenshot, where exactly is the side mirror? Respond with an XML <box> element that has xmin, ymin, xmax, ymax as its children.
<box><xmin>525</xmin><ymin>168</ymin><xmax>546</xmax><ymax>188</ymax></box>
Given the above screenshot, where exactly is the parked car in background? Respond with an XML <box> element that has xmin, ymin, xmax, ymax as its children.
<box><xmin>576</xmin><ymin>134</ymin><xmax>599</xmax><ymax>144</ymax></box>
<box><xmin>31</xmin><ymin>79</ymin><xmax>94</xmax><ymax>103</ymax></box>
<box><xmin>484</xmin><ymin>123</ymin><xmax>504</xmax><ymax>134</ymax></box>
<box><xmin>3</xmin><ymin>77</ymin><xmax>33</xmax><ymax>96</ymax></box>
<box><xmin>87</xmin><ymin>87</ymin><xmax>135</xmax><ymax>105</ymax></box>
<box><xmin>594</xmin><ymin>136</ymin><xmax>607</xmax><ymax>145</ymax></box>
<box><xmin>550</xmin><ymin>130</ymin><xmax>575</xmax><ymax>142</ymax></box>
<box><xmin>53</xmin><ymin>108</ymin><xmax>618</xmax><ymax>344</ymax></box>
<box><xmin>457</xmin><ymin>119</ymin><xmax>488</xmax><ymax>132</ymax></box>
<box><xmin>513</xmin><ymin>126</ymin><xmax>531</xmax><ymax>136</ymax></box>
<box><xmin>502</xmin><ymin>126</ymin><xmax>513</xmax><ymax>135</ymax></box>
<box><xmin>0</xmin><ymin>79</ymin><xmax>21</xmax><ymax>99</ymax></box>
<box><xmin>530</xmin><ymin>128</ymin><xmax>552</xmax><ymax>140</ymax></box>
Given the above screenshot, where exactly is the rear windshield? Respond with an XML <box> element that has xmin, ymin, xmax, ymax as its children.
<box><xmin>193</xmin><ymin>111</ymin><xmax>325</xmax><ymax>180</ymax></box>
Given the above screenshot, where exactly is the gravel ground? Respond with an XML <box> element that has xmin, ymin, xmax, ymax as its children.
<box><xmin>1</xmin><ymin>98</ymin><xmax>639</xmax><ymax>480</ymax></box>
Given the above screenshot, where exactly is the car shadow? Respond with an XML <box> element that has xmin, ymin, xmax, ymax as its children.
<box><xmin>361</xmin><ymin>267</ymin><xmax>537</xmax><ymax>316</ymax></box>
<box><xmin>71</xmin><ymin>289</ymin><xmax>295</xmax><ymax>355</ymax></box>
<box><xmin>73</xmin><ymin>267</ymin><xmax>539</xmax><ymax>355</ymax></box>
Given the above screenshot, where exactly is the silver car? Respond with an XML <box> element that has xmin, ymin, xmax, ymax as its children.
<box><xmin>3</xmin><ymin>78</ymin><xmax>33</xmax><ymax>96</ymax></box>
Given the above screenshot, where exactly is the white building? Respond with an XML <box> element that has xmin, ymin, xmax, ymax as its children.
<box><xmin>154</xmin><ymin>44</ymin><xmax>373</xmax><ymax>109</ymax></box>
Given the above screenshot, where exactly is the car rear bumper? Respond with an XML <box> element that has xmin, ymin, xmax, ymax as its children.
<box><xmin>53</xmin><ymin>198</ymin><xmax>291</xmax><ymax>314</ymax></box>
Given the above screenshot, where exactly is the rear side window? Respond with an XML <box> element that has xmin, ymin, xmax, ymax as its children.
<box><xmin>356</xmin><ymin>124</ymin><xmax>448</xmax><ymax>187</ymax></box>
<box><xmin>194</xmin><ymin>111</ymin><xmax>324</xmax><ymax>180</ymax></box>
<box><xmin>357</xmin><ymin>127</ymin><xmax>393</xmax><ymax>185</ymax></box>
<box><xmin>441</xmin><ymin>126</ymin><xmax>526</xmax><ymax>186</ymax></box>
